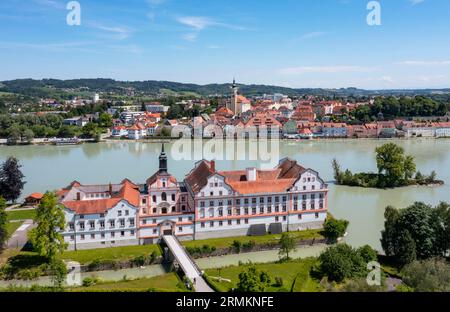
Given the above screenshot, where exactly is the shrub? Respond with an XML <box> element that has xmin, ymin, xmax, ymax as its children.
<box><xmin>231</xmin><ymin>240</ymin><xmax>242</xmax><ymax>253</ymax></box>
<box><xmin>242</xmin><ymin>240</ymin><xmax>256</xmax><ymax>250</ymax></box>
<box><xmin>274</xmin><ymin>277</ymin><xmax>284</xmax><ymax>287</ymax></box>
<box><xmin>150</xmin><ymin>251</ymin><xmax>159</xmax><ymax>263</ymax></box>
<box><xmin>321</xmin><ymin>218</ymin><xmax>349</xmax><ymax>243</ymax></box>
<box><xmin>82</xmin><ymin>276</ymin><xmax>99</xmax><ymax>287</ymax></box>
<box><xmin>132</xmin><ymin>255</ymin><xmax>146</xmax><ymax>266</ymax></box>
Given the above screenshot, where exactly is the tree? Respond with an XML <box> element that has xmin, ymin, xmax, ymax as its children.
<box><xmin>321</xmin><ymin>218</ymin><xmax>349</xmax><ymax>243</ymax></box>
<box><xmin>57</xmin><ymin>125</ymin><xmax>76</xmax><ymax>138</ymax></box>
<box><xmin>375</xmin><ymin>143</ymin><xmax>408</xmax><ymax>187</ymax></box>
<box><xmin>99</xmin><ymin>113</ymin><xmax>113</xmax><ymax>128</ymax></box>
<box><xmin>7</xmin><ymin>125</ymin><xmax>21</xmax><ymax>145</ymax></box>
<box><xmin>380</xmin><ymin>202</ymin><xmax>447</xmax><ymax>266</ymax></box>
<box><xmin>278</xmin><ymin>233</ymin><xmax>296</xmax><ymax>260</ymax></box>
<box><xmin>23</xmin><ymin>129</ymin><xmax>35</xmax><ymax>144</ymax></box>
<box><xmin>403</xmin><ymin>155</ymin><xmax>416</xmax><ymax>180</ymax></box>
<box><xmin>237</xmin><ymin>266</ymin><xmax>272</xmax><ymax>292</ymax></box>
<box><xmin>49</xmin><ymin>259</ymin><xmax>68</xmax><ymax>288</ymax></box>
<box><xmin>0</xmin><ymin>197</ymin><xmax>9</xmax><ymax>251</ymax></box>
<box><xmin>332</xmin><ymin>158</ymin><xmax>343</xmax><ymax>183</ymax></box>
<box><xmin>357</xmin><ymin>245</ymin><xmax>378</xmax><ymax>263</ymax></box>
<box><xmin>402</xmin><ymin>258</ymin><xmax>450</xmax><ymax>292</ymax></box>
<box><xmin>28</xmin><ymin>192</ymin><xmax>67</xmax><ymax>261</ymax></box>
<box><xmin>0</xmin><ymin>157</ymin><xmax>26</xmax><ymax>203</ymax></box>
<box><xmin>318</xmin><ymin>244</ymin><xmax>365</xmax><ymax>282</ymax></box>
<box><xmin>81</xmin><ymin>122</ymin><xmax>99</xmax><ymax>138</ymax></box>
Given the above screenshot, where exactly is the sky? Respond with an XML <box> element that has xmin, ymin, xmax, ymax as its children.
<box><xmin>0</xmin><ymin>0</ymin><xmax>450</xmax><ymax>89</ymax></box>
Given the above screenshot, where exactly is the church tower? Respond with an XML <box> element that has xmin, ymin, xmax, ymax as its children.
<box><xmin>229</xmin><ymin>78</ymin><xmax>240</xmax><ymax>116</ymax></box>
<box><xmin>159</xmin><ymin>143</ymin><xmax>167</xmax><ymax>173</ymax></box>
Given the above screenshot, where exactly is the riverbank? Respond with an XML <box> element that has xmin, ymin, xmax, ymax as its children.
<box><xmin>0</xmin><ymin>243</ymin><xmax>328</xmax><ymax>289</ymax></box>
<box><xmin>1</xmin><ymin>134</ymin><xmax>448</xmax><ymax>146</ymax></box>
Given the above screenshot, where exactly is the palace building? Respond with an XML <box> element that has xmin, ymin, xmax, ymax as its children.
<box><xmin>59</xmin><ymin>145</ymin><xmax>328</xmax><ymax>250</ymax></box>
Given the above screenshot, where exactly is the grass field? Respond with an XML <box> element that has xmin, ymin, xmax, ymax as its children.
<box><xmin>70</xmin><ymin>273</ymin><xmax>188</xmax><ymax>292</ymax></box>
<box><xmin>6</xmin><ymin>221</ymin><xmax>24</xmax><ymax>235</ymax></box>
<box><xmin>182</xmin><ymin>229</ymin><xmax>323</xmax><ymax>250</ymax></box>
<box><xmin>6</xmin><ymin>210</ymin><xmax>36</xmax><ymax>221</ymax></box>
<box><xmin>60</xmin><ymin>244</ymin><xmax>162</xmax><ymax>264</ymax></box>
<box><xmin>205</xmin><ymin>257</ymin><xmax>323</xmax><ymax>292</ymax></box>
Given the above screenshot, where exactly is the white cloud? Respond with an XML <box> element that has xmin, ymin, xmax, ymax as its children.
<box><xmin>182</xmin><ymin>33</ymin><xmax>198</xmax><ymax>42</ymax></box>
<box><xmin>147</xmin><ymin>0</ymin><xmax>166</xmax><ymax>5</ymax></box>
<box><xmin>380</xmin><ymin>76</ymin><xmax>395</xmax><ymax>83</ymax></box>
<box><xmin>176</xmin><ymin>16</ymin><xmax>214</xmax><ymax>30</ymax></box>
<box><xmin>279</xmin><ymin>66</ymin><xmax>379</xmax><ymax>75</ymax></box>
<box><xmin>395</xmin><ymin>60</ymin><xmax>450</xmax><ymax>66</ymax></box>
<box><xmin>299</xmin><ymin>31</ymin><xmax>328</xmax><ymax>40</ymax></box>
<box><xmin>208</xmin><ymin>45</ymin><xmax>221</xmax><ymax>49</ymax></box>
<box><xmin>408</xmin><ymin>0</ymin><xmax>425</xmax><ymax>5</ymax></box>
<box><xmin>176</xmin><ymin>16</ymin><xmax>247</xmax><ymax>31</ymax></box>
<box><xmin>32</xmin><ymin>0</ymin><xmax>65</xmax><ymax>10</ymax></box>
<box><xmin>91</xmin><ymin>23</ymin><xmax>134</xmax><ymax>40</ymax></box>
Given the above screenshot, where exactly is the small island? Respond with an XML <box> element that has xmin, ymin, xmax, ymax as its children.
<box><xmin>332</xmin><ymin>143</ymin><xmax>444</xmax><ymax>189</ymax></box>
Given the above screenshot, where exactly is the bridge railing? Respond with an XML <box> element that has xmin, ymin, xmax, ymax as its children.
<box><xmin>172</xmin><ymin>235</ymin><xmax>203</xmax><ymax>276</ymax></box>
<box><xmin>163</xmin><ymin>235</ymin><xmax>202</xmax><ymax>277</ymax></box>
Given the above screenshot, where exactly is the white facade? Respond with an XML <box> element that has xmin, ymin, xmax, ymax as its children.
<box><xmin>62</xmin><ymin>201</ymin><xmax>138</xmax><ymax>250</ymax></box>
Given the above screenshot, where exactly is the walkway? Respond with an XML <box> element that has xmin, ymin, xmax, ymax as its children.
<box><xmin>7</xmin><ymin>219</ymin><xmax>35</xmax><ymax>249</ymax></box>
<box><xmin>162</xmin><ymin>235</ymin><xmax>214</xmax><ymax>292</ymax></box>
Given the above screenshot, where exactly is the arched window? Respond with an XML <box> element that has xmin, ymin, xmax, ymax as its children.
<box><xmin>162</xmin><ymin>182</ymin><xmax>166</xmax><ymax>188</ymax></box>
<box><xmin>171</xmin><ymin>194</ymin><xmax>175</xmax><ymax>201</ymax></box>
<box><xmin>181</xmin><ymin>205</ymin><xmax>186</xmax><ymax>211</ymax></box>
<box><xmin>161</xmin><ymin>208</ymin><xmax>167</xmax><ymax>214</ymax></box>
<box><xmin>161</xmin><ymin>192</ymin><xmax>167</xmax><ymax>201</ymax></box>
<box><xmin>152</xmin><ymin>195</ymin><xmax>156</xmax><ymax>203</ymax></box>
<box><xmin>172</xmin><ymin>206</ymin><xmax>176</xmax><ymax>212</ymax></box>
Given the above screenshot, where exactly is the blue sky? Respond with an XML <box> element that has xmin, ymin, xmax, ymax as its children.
<box><xmin>0</xmin><ymin>0</ymin><xmax>450</xmax><ymax>89</ymax></box>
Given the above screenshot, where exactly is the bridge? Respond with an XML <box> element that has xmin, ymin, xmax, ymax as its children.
<box><xmin>161</xmin><ymin>235</ymin><xmax>214</xmax><ymax>292</ymax></box>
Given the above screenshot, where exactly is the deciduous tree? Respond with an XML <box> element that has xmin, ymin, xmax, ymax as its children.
<box><xmin>28</xmin><ymin>192</ymin><xmax>67</xmax><ymax>261</ymax></box>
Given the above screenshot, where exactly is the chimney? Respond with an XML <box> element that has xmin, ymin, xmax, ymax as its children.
<box><xmin>246</xmin><ymin>167</ymin><xmax>257</xmax><ymax>181</ymax></box>
<box><xmin>210</xmin><ymin>160</ymin><xmax>216</xmax><ymax>172</ymax></box>
<box><xmin>76</xmin><ymin>192</ymin><xmax>81</xmax><ymax>201</ymax></box>
<box><xmin>109</xmin><ymin>183</ymin><xmax>113</xmax><ymax>195</ymax></box>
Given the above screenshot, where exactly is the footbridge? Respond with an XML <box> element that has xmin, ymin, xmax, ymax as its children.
<box><xmin>161</xmin><ymin>235</ymin><xmax>214</xmax><ymax>292</ymax></box>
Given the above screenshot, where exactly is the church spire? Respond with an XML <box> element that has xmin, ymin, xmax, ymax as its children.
<box><xmin>159</xmin><ymin>143</ymin><xmax>167</xmax><ymax>173</ymax></box>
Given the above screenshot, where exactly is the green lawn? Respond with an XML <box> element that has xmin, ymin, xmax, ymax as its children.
<box><xmin>182</xmin><ymin>229</ymin><xmax>323</xmax><ymax>250</ymax></box>
<box><xmin>6</xmin><ymin>221</ymin><xmax>24</xmax><ymax>235</ymax></box>
<box><xmin>60</xmin><ymin>244</ymin><xmax>162</xmax><ymax>264</ymax></box>
<box><xmin>6</xmin><ymin>210</ymin><xmax>36</xmax><ymax>221</ymax></box>
<box><xmin>70</xmin><ymin>273</ymin><xmax>188</xmax><ymax>292</ymax></box>
<box><xmin>205</xmin><ymin>257</ymin><xmax>323</xmax><ymax>292</ymax></box>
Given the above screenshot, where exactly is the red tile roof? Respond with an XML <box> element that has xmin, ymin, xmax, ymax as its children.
<box><xmin>62</xmin><ymin>180</ymin><xmax>140</xmax><ymax>214</ymax></box>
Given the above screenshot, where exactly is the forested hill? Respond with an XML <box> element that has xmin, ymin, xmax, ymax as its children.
<box><xmin>1</xmin><ymin>78</ymin><xmax>450</xmax><ymax>98</ymax></box>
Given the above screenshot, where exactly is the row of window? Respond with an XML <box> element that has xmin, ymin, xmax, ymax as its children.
<box><xmin>199</xmin><ymin>202</ymin><xmax>323</xmax><ymax>218</ymax></box>
<box><xmin>199</xmin><ymin>213</ymin><xmax>321</xmax><ymax>228</ymax></box>
<box><xmin>142</xmin><ymin>205</ymin><xmax>187</xmax><ymax>215</ymax></box>
<box><xmin>142</xmin><ymin>193</ymin><xmax>187</xmax><ymax>204</ymax></box>
<box><xmin>142</xmin><ymin>216</ymin><xmax>193</xmax><ymax>225</ymax></box>
<box><xmin>69</xmin><ymin>230</ymin><xmax>135</xmax><ymax>241</ymax></box>
<box><xmin>69</xmin><ymin>218</ymin><xmax>135</xmax><ymax>231</ymax></box>
<box><xmin>199</xmin><ymin>193</ymin><xmax>324</xmax><ymax>208</ymax></box>
<box><xmin>77</xmin><ymin>209</ymin><xmax>130</xmax><ymax>219</ymax></box>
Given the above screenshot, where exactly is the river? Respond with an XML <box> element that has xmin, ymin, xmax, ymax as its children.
<box><xmin>1</xmin><ymin>138</ymin><xmax>449</xmax><ymax>251</ymax></box>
